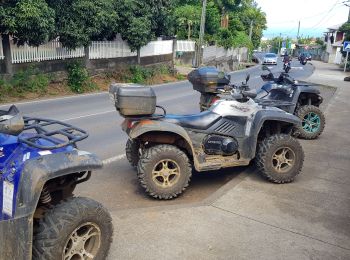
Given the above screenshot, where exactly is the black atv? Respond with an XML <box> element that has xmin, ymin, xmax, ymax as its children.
<box><xmin>194</xmin><ymin>66</ymin><xmax>325</xmax><ymax>139</ymax></box>
<box><xmin>109</xmin><ymin>82</ymin><xmax>305</xmax><ymax>200</ymax></box>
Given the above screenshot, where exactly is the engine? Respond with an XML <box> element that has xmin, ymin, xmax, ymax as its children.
<box><xmin>203</xmin><ymin>135</ymin><xmax>238</xmax><ymax>156</ymax></box>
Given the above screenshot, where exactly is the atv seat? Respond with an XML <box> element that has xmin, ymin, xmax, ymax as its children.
<box><xmin>0</xmin><ymin>105</ymin><xmax>24</xmax><ymax>136</ymax></box>
<box><xmin>162</xmin><ymin>111</ymin><xmax>221</xmax><ymax>130</ymax></box>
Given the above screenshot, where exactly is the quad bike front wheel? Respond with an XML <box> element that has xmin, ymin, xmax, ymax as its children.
<box><xmin>33</xmin><ymin>197</ymin><xmax>113</xmax><ymax>260</ymax></box>
<box><xmin>295</xmin><ymin>105</ymin><xmax>325</xmax><ymax>139</ymax></box>
<box><xmin>137</xmin><ymin>144</ymin><xmax>192</xmax><ymax>200</ymax></box>
<box><xmin>126</xmin><ymin>139</ymin><xmax>140</xmax><ymax>167</ymax></box>
<box><xmin>255</xmin><ymin>134</ymin><xmax>304</xmax><ymax>183</ymax></box>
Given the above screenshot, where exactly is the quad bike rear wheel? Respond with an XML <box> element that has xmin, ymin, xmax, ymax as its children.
<box><xmin>255</xmin><ymin>134</ymin><xmax>304</xmax><ymax>183</ymax></box>
<box><xmin>295</xmin><ymin>105</ymin><xmax>325</xmax><ymax>139</ymax></box>
<box><xmin>137</xmin><ymin>144</ymin><xmax>192</xmax><ymax>200</ymax></box>
<box><xmin>126</xmin><ymin>139</ymin><xmax>140</xmax><ymax>167</ymax></box>
<box><xmin>33</xmin><ymin>197</ymin><xmax>113</xmax><ymax>260</ymax></box>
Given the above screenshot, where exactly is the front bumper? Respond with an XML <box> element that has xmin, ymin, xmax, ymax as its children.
<box><xmin>263</xmin><ymin>60</ymin><xmax>277</xmax><ymax>65</ymax></box>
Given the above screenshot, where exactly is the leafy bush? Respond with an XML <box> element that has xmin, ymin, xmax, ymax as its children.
<box><xmin>122</xmin><ymin>65</ymin><xmax>172</xmax><ymax>84</ymax></box>
<box><xmin>125</xmin><ymin>65</ymin><xmax>153</xmax><ymax>83</ymax></box>
<box><xmin>155</xmin><ymin>65</ymin><xmax>170</xmax><ymax>75</ymax></box>
<box><xmin>66</xmin><ymin>62</ymin><xmax>97</xmax><ymax>93</ymax></box>
<box><xmin>4</xmin><ymin>66</ymin><xmax>50</xmax><ymax>94</ymax></box>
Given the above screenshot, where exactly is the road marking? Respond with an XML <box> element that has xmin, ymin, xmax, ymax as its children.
<box><xmin>0</xmin><ymin>92</ymin><xmax>108</xmax><ymax>108</ymax></box>
<box><xmin>62</xmin><ymin>110</ymin><xmax>115</xmax><ymax>121</ymax></box>
<box><xmin>0</xmin><ymin>81</ymin><xmax>190</xmax><ymax>108</ymax></box>
<box><xmin>103</xmin><ymin>154</ymin><xmax>126</xmax><ymax>165</ymax></box>
<box><xmin>291</xmin><ymin>67</ymin><xmax>304</xmax><ymax>70</ymax></box>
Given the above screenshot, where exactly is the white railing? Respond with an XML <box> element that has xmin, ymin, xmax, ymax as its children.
<box><xmin>89</xmin><ymin>40</ymin><xmax>135</xmax><ymax>59</ymax></box>
<box><xmin>0</xmin><ymin>39</ymin><xmax>4</xmax><ymax>59</ymax></box>
<box><xmin>176</xmin><ymin>40</ymin><xmax>195</xmax><ymax>52</ymax></box>
<box><xmin>140</xmin><ymin>40</ymin><xmax>173</xmax><ymax>57</ymax></box>
<box><xmin>10</xmin><ymin>39</ymin><xmax>84</xmax><ymax>64</ymax></box>
<box><xmin>0</xmin><ymin>38</ymin><xmax>196</xmax><ymax>64</ymax></box>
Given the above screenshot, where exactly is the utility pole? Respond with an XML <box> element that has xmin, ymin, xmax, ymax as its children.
<box><xmin>196</xmin><ymin>0</ymin><xmax>207</xmax><ymax>67</ymax></box>
<box><xmin>296</xmin><ymin>21</ymin><xmax>300</xmax><ymax>44</ymax></box>
<box><xmin>278</xmin><ymin>33</ymin><xmax>282</xmax><ymax>55</ymax></box>
<box><xmin>248</xmin><ymin>20</ymin><xmax>253</xmax><ymax>62</ymax></box>
<box><xmin>343</xmin><ymin>1</ymin><xmax>350</xmax><ymax>21</ymax></box>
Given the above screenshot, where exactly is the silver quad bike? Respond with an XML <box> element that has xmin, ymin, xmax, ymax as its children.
<box><xmin>109</xmin><ymin>83</ymin><xmax>305</xmax><ymax>200</ymax></box>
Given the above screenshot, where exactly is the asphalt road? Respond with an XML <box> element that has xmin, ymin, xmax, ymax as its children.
<box><xmin>0</xmin><ymin>57</ymin><xmax>320</xmax><ymax>209</ymax></box>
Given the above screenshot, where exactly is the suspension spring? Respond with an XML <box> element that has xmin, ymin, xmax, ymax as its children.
<box><xmin>40</xmin><ymin>186</ymin><xmax>52</xmax><ymax>204</ymax></box>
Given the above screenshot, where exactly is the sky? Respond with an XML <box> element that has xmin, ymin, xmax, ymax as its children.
<box><xmin>255</xmin><ymin>0</ymin><xmax>349</xmax><ymax>39</ymax></box>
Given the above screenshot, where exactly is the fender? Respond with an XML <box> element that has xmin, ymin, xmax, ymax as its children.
<box><xmin>242</xmin><ymin>109</ymin><xmax>301</xmax><ymax>158</ymax></box>
<box><xmin>129</xmin><ymin>120</ymin><xmax>194</xmax><ymax>146</ymax></box>
<box><xmin>295</xmin><ymin>85</ymin><xmax>321</xmax><ymax>95</ymax></box>
<box><xmin>0</xmin><ymin>150</ymin><xmax>102</xmax><ymax>260</ymax></box>
<box><xmin>292</xmin><ymin>85</ymin><xmax>323</xmax><ymax>109</ymax></box>
<box><xmin>15</xmin><ymin>150</ymin><xmax>102</xmax><ymax>219</ymax></box>
<box><xmin>128</xmin><ymin>120</ymin><xmax>204</xmax><ymax>169</ymax></box>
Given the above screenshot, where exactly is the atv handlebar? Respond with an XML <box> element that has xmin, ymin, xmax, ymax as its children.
<box><xmin>18</xmin><ymin>117</ymin><xmax>89</xmax><ymax>150</ymax></box>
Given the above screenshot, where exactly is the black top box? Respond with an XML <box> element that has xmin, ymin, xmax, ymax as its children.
<box><xmin>188</xmin><ymin>67</ymin><xmax>230</xmax><ymax>93</ymax></box>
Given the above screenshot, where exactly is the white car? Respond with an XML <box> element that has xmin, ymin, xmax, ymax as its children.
<box><xmin>262</xmin><ymin>53</ymin><xmax>278</xmax><ymax>65</ymax></box>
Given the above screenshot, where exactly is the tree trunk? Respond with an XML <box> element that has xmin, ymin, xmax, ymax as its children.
<box><xmin>84</xmin><ymin>46</ymin><xmax>91</xmax><ymax>70</ymax></box>
<box><xmin>2</xmin><ymin>34</ymin><xmax>13</xmax><ymax>75</ymax></box>
<box><xmin>137</xmin><ymin>48</ymin><xmax>141</xmax><ymax>65</ymax></box>
<box><xmin>172</xmin><ymin>38</ymin><xmax>177</xmax><ymax>75</ymax></box>
<box><xmin>188</xmin><ymin>21</ymin><xmax>191</xmax><ymax>40</ymax></box>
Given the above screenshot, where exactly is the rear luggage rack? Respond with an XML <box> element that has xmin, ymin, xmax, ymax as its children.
<box><xmin>18</xmin><ymin>117</ymin><xmax>88</xmax><ymax>150</ymax></box>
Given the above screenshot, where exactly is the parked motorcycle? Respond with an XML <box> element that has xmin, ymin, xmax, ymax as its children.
<box><xmin>193</xmin><ymin>66</ymin><xmax>325</xmax><ymax>139</ymax></box>
<box><xmin>109</xmin><ymin>81</ymin><xmax>304</xmax><ymax>200</ymax></box>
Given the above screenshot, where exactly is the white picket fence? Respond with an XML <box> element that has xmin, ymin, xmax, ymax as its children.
<box><xmin>89</xmin><ymin>40</ymin><xmax>135</xmax><ymax>59</ymax></box>
<box><xmin>0</xmin><ymin>37</ymin><xmax>196</xmax><ymax>64</ymax></box>
<box><xmin>176</xmin><ymin>40</ymin><xmax>195</xmax><ymax>52</ymax></box>
<box><xmin>10</xmin><ymin>39</ymin><xmax>84</xmax><ymax>64</ymax></box>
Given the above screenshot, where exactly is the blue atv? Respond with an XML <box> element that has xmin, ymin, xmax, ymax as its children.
<box><xmin>0</xmin><ymin>105</ymin><xmax>113</xmax><ymax>259</ymax></box>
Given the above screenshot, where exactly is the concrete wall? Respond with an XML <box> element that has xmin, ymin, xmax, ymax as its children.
<box><xmin>0</xmin><ymin>60</ymin><xmax>5</xmax><ymax>74</ymax></box>
<box><xmin>0</xmin><ymin>54</ymin><xmax>172</xmax><ymax>76</ymax></box>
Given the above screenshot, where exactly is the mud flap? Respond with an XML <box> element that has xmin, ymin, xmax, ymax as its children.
<box><xmin>0</xmin><ymin>215</ymin><xmax>32</xmax><ymax>259</ymax></box>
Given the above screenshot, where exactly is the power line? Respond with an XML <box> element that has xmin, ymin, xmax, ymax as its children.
<box><xmin>267</xmin><ymin>5</ymin><xmax>342</xmax><ymax>26</ymax></box>
<box><xmin>265</xmin><ymin>1</ymin><xmax>344</xmax><ymax>38</ymax></box>
<box><xmin>308</xmin><ymin>0</ymin><xmax>341</xmax><ymax>29</ymax></box>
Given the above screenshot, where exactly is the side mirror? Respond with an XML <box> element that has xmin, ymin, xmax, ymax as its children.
<box><xmin>245</xmin><ymin>74</ymin><xmax>250</xmax><ymax>84</ymax></box>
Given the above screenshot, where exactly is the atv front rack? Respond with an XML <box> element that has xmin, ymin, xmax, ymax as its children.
<box><xmin>18</xmin><ymin>117</ymin><xmax>88</xmax><ymax>150</ymax></box>
<box><xmin>255</xmin><ymin>99</ymin><xmax>295</xmax><ymax>108</ymax></box>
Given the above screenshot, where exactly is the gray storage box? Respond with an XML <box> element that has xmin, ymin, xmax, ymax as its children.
<box><xmin>116</xmin><ymin>86</ymin><xmax>156</xmax><ymax>116</ymax></box>
<box><xmin>188</xmin><ymin>67</ymin><xmax>230</xmax><ymax>93</ymax></box>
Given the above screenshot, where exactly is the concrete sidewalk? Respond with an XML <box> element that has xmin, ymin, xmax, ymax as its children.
<box><xmin>108</xmin><ymin>60</ymin><xmax>350</xmax><ymax>260</ymax></box>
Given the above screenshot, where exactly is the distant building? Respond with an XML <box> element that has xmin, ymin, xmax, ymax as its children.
<box><xmin>324</xmin><ymin>23</ymin><xmax>345</xmax><ymax>64</ymax></box>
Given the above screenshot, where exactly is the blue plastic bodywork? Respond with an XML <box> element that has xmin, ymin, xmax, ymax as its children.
<box><xmin>0</xmin><ymin>133</ymin><xmax>73</xmax><ymax>221</ymax></box>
